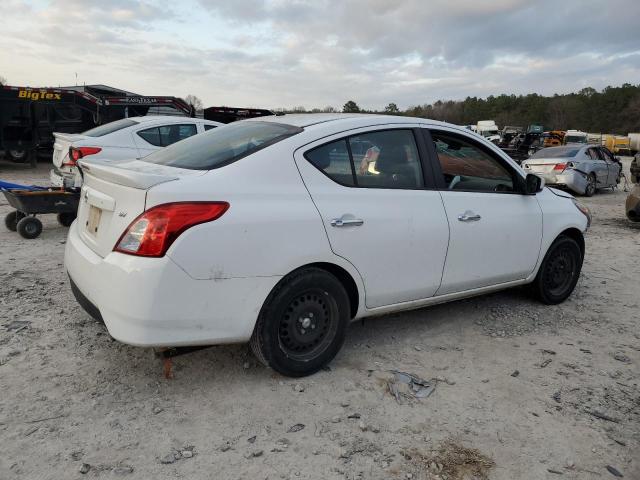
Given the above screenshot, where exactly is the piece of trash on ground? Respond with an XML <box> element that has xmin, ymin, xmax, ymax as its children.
<box><xmin>388</xmin><ymin>371</ymin><xmax>436</xmax><ymax>404</ymax></box>
<box><xmin>5</xmin><ymin>320</ymin><xmax>31</xmax><ymax>332</ymax></box>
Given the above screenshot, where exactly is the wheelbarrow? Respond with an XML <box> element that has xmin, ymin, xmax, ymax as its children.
<box><xmin>2</xmin><ymin>180</ymin><xmax>80</xmax><ymax>239</ymax></box>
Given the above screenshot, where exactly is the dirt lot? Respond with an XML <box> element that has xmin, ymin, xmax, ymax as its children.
<box><xmin>1</xmin><ymin>159</ymin><xmax>638</xmax><ymax>480</ymax></box>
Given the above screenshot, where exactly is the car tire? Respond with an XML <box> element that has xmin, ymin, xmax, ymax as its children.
<box><xmin>531</xmin><ymin>235</ymin><xmax>583</xmax><ymax>305</ymax></box>
<box><xmin>4</xmin><ymin>211</ymin><xmax>25</xmax><ymax>232</ymax></box>
<box><xmin>57</xmin><ymin>212</ymin><xmax>76</xmax><ymax>227</ymax></box>
<box><xmin>16</xmin><ymin>216</ymin><xmax>43</xmax><ymax>239</ymax></box>
<box><xmin>583</xmin><ymin>173</ymin><xmax>597</xmax><ymax>197</ymax></box>
<box><xmin>7</xmin><ymin>149</ymin><xmax>27</xmax><ymax>163</ymax></box>
<box><xmin>250</xmin><ymin>267</ymin><xmax>350</xmax><ymax>377</ymax></box>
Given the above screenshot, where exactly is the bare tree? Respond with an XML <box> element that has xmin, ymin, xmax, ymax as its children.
<box><xmin>184</xmin><ymin>94</ymin><xmax>203</xmax><ymax>112</ymax></box>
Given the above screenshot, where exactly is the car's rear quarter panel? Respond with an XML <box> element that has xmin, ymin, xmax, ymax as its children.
<box><xmin>149</xmin><ymin>142</ymin><xmax>357</xmax><ymax>282</ymax></box>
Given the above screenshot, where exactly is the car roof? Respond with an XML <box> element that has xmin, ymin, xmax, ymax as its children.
<box><xmin>249</xmin><ymin>112</ymin><xmax>456</xmax><ymax>130</ymax></box>
<box><xmin>127</xmin><ymin>116</ymin><xmax>219</xmax><ymax>125</ymax></box>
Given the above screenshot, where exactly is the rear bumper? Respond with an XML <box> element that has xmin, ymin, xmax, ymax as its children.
<box><xmin>533</xmin><ymin>169</ymin><xmax>588</xmax><ymax>195</ymax></box>
<box><xmin>64</xmin><ymin>221</ymin><xmax>281</xmax><ymax>347</ymax></box>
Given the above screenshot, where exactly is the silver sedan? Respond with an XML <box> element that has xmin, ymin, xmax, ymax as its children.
<box><xmin>522</xmin><ymin>145</ymin><xmax>622</xmax><ymax>196</ymax></box>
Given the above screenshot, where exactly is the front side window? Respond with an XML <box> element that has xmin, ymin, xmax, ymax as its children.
<box><xmin>600</xmin><ymin>147</ymin><xmax>616</xmax><ymax>163</ymax></box>
<box><xmin>431</xmin><ymin>131</ymin><xmax>514</xmax><ymax>193</ymax></box>
<box><xmin>305</xmin><ymin>129</ymin><xmax>423</xmax><ymax>189</ymax></box>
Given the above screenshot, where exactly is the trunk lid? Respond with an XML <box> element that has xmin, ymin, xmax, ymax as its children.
<box><xmin>75</xmin><ymin>159</ymin><xmax>204</xmax><ymax>258</ymax></box>
<box><xmin>524</xmin><ymin>159</ymin><xmax>565</xmax><ymax>174</ymax></box>
<box><xmin>52</xmin><ymin>132</ymin><xmax>88</xmax><ymax>167</ymax></box>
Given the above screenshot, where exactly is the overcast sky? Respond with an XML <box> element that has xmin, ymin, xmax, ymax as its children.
<box><xmin>1</xmin><ymin>0</ymin><xmax>639</xmax><ymax>110</ymax></box>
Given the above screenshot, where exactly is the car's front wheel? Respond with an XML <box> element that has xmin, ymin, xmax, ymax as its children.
<box><xmin>531</xmin><ymin>235</ymin><xmax>583</xmax><ymax>304</ymax></box>
<box><xmin>250</xmin><ymin>267</ymin><xmax>350</xmax><ymax>377</ymax></box>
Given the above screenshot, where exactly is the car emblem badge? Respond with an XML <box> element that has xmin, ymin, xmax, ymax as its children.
<box><xmin>118</xmin><ymin>211</ymin><xmax>127</xmax><ymax>218</ymax></box>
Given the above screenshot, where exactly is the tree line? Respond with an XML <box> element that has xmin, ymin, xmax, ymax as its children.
<box><xmin>285</xmin><ymin>84</ymin><xmax>640</xmax><ymax>135</ymax></box>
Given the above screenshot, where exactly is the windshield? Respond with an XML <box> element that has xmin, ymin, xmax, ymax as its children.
<box><xmin>565</xmin><ymin>135</ymin><xmax>587</xmax><ymax>144</ymax></box>
<box><xmin>143</xmin><ymin>121</ymin><xmax>303</xmax><ymax>170</ymax></box>
<box><xmin>530</xmin><ymin>147</ymin><xmax>580</xmax><ymax>159</ymax></box>
<box><xmin>83</xmin><ymin>118</ymin><xmax>138</xmax><ymax>137</ymax></box>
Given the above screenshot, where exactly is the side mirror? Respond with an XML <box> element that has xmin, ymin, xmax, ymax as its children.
<box><xmin>525</xmin><ymin>173</ymin><xmax>544</xmax><ymax>194</ymax></box>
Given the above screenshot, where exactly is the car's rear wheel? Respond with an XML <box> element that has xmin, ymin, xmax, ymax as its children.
<box><xmin>531</xmin><ymin>235</ymin><xmax>583</xmax><ymax>304</ymax></box>
<box><xmin>250</xmin><ymin>267</ymin><xmax>350</xmax><ymax>377</ymax></box>
<box><xmin>584</xmin><ymin>173</ymin><xmax>597</xmax><ymax>197</ymax></box>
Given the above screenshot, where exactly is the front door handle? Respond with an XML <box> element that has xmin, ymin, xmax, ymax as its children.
<box><xmin>331</xmin><ymin>217</ymin><xmax>364</xmax><ymax>227</ymax></box>
<box><xmin>458</xmin><ymin>211</ymin><xmax>481</xmax><ymax>222</ymax></box>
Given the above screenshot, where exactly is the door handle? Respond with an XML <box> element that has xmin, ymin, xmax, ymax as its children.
<box><xmin>331</xmin><ymin>217</ymin><xmax>364</xmax><ymax>227</ymax></box>
<box><xmin>458</xmin><ymin>211</ymin><xmax>481</xmax><ymax>222</ymax></box>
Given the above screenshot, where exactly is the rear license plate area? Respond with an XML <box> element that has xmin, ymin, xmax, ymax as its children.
<box><xmin>87</xmin><ymin>205</ymin><xmax>102</xmax><ymax>236</ymax></box>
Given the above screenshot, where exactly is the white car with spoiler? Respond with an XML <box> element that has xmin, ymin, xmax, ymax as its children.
<box><xmin>65</xmin><ymin>114</ymin><xmax>591</xmax><ymax>377</ymax></box>
<box><xmin>51</xmin><ymin>116</ymin><xmax>222</xmax><ymax>189</ymax></box>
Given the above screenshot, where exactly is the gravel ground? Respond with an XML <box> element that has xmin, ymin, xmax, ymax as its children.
<box><xmin>1</xmin><ymin>158</ymin><xmax>638</xmax><ymax>480</ymax></box>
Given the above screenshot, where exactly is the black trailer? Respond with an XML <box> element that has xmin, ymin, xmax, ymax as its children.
<box><xmin>203</xmin><ymin>106</ymin><xmax>274</xmax><ymax>124</ymax></box>
<box><xmin>0</xmin><ymin>84</ymin><xmax>194</xmax><ymax>166</ymax></box>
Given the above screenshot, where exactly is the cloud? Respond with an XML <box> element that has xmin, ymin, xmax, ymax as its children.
<box><xmin>0</xmin><ymin>0</ymin><xmax>638</xmax><ymax>109</ymax></box>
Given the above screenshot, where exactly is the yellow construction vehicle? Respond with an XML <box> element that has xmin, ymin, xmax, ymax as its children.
<box><xmin>542</xmin><ymin>130</ymin><xmax>565</xmax><ymax>147</ymax></box>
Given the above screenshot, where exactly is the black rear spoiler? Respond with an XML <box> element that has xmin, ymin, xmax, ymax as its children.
<box><xmin>203</xmin><ymin>106</ymin><xmax>274</xmax><ymax>124</ymax></box>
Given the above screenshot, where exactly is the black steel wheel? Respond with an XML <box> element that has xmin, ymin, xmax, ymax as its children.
<box><xmin>4</xmin><ymin>211</ymin><xmax>25</xmax><ymax>232</ymax></box>
<box><xmin>531</xmin><ymin>235</ymin><xmax>583</xmax><ymax>304</ymax></box>
<box><xmin>16</xmin><ymin>216</ymin><xmax>43</xmax><ymax>239</ymax></box>
<box><xmin>57</xmin><ymin>212</ymin><xmax>76</xmax><ymax>227</ymax></box>
<box><xmin>584</xmin><ymin>173</ymin><xmax>596</xmax><ymax>197</ymax></box>
<box><xmin>250</xmin><ymin>267</ymin><xmax>350</xmax><ymax>377</ymax></box>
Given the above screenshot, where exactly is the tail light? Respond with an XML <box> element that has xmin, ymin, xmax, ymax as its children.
<box><xmin>65</xmin><ymin>146</ymin><xmax>102</xmax><ymax>166</ymax></box>
<box><xmin>553</xmin><ymin>163</ymin><xmax>567</xmax><ymax>172</ymax></box>
<box><xmin>114</xmin><ymin>202</ymin><xmax>229</xmax><ymax>257</ymax></box>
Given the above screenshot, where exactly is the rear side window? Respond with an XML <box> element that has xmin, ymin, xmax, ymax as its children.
<box><xmin>305</xmin><ymin>129</ymin><xmax>423</xmax><ymax>189</ymax></box>
<box><xmin>431</xmin><ymin>131</ymin><xmax>514</xmax><ymax>193</ymax></box>
<box><xmin>306</xmin><ymin>140</ymin><xmax>354</xmax><ymax>186</ymax></box>
<box><xmin>143</xmin><ymin>121</ymin><xmax>302</xmax><ymax>170</ymax></box>
<box><xmin>83</xmin><ymin>118</ymin><xmax>138</xmax><ymax>137</ymax></box>
<box><xmin>137</xmin><ymin>124</ymin><xmax>198</xmax><ymax>147</ymax></box>
<box><xmin>204</xmin><ymin>124</ymin><xmax>217</xmax><ymax>131</ymax></box>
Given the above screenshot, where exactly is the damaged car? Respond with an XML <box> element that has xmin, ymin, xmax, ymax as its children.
<box><xmin>522</xmin><ymin>145</ymin><xmax>622</xmax><ymax>196</ymax></box>
<box><xmin>65</xmin><ymin>114</ymin><xmax>591</xmax><ymax>377</ymax></box>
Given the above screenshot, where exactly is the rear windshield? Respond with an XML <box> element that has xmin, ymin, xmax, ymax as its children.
<box><xmin>530</xmin><ymin>147</ymin><xmax>580</xmax><ymax>159</ymax></box>
<box><xmin>143</xmin><ymin>121</ymin><xmax>303</xmax><ymax>170</ymax></box>
<box><xmin>83</xmin><ymin>118</ymin><xmax>138</xmax><ymax>137</ymax></box>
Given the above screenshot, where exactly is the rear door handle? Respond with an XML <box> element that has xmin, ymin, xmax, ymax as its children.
<box><xmin>331</xmin><ymin>217</ymin><xmax>364</xmax><ymax>227</ymax></box>
<box><xmin>458</xmin><ymin>211</ymin><xmax>481</xmax><ymax>222</ymax></box>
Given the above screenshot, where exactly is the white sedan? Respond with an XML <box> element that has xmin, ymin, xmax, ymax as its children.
<box><xmin>65</xmin><ymin>114</ymin><xmax>591</xmax><ymax>377</ymax></box>
<box><xmin>51</xmin><ymin>116</ymin><xmax>222</xmax><ymax>189</ymax></box>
